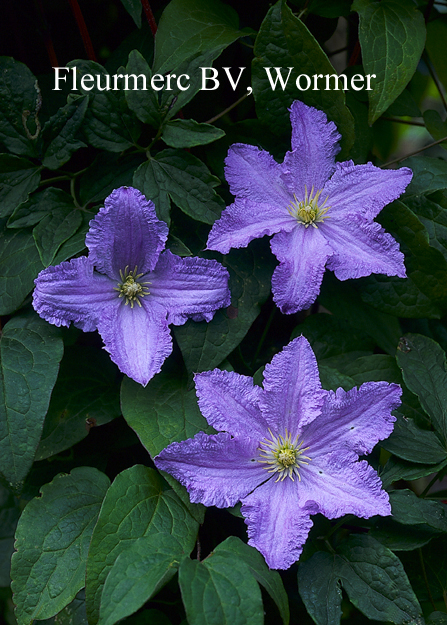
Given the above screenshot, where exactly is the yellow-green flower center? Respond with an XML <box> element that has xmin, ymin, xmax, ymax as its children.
<box><xmin>287</xmin><ymin>186</ymin><xmax>330</xmax><ymax>228</ymax></box>
<box><xmin>114</xmin><ymin>266</ymin><xmax>150</xmax><ymax>308</ymax></box>
<box><xmin>258</xmin><ymin>429</ymin><xmax>311</xmax><ymax>482</ymax></box>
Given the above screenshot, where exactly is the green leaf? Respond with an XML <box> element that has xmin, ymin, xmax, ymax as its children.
<box><xmin>133</xmin><ymin>149</ymin><xmax>223</xmax><ymax>225</ymax></box>
<box><xmin>318</xmin><ymin>363</ymin><xmax>356</xmax><ymax>391</ymax></box>
<box><xmin>41</xmin><ymin>97</ymin><xmax>88</xmax><ymax>170</ymax></box>
<box><xmin>153</xmin><ymin>0</ymin><xmax>242</xmax><ymax>74</ymax></box>
<box><xmin>79</xmin><ymin>152</ymin><xmax>145</xmax><ymax>207</ymax></box>
<box><xmin>404</xmin><ymin>156</ymin><xmax>447</xmax><ymax>197</ymax></box>
<box><xmin>423</xmin><ymin>110</ymin><xmax>447</xmax><ymax>149</ymax></box>
<box><xmin>337</xmin><ymin>535</ymin><xmax>422</xmax><ymax>623</ymax></box>
<box><xmin>389</xmin><ymin>489</ymin><xmax>447</xmax><ymax>533</ymax></box>
<box><xmin>293</xmin><ymin>313</ymin><xmax>375</xmax><ymax>360</ymax></box>
<box><xmin>381</xmin><ymin>456</ymin><xmax>447</xmax><ymax>489</ymax></box>
<box><xmin>162</xmin><ymin>119</ymin><xmax>225</xmax><ymax>148</ymax></box>
<box><xmin>52</xmin><ymin>211</ymin><xmax>92</xmax><ymax>264</ymax></box>
<box><xmin>353</xmin><ymin>0</ymin><xmax>426</xmax><ymax>124</ymax></box>
<box><xmin>178</xmin><ymin>555</ymin><xmax>263</xmax><ymax>625</ymax></box>
<box><xmin>426</xmin><ymin>17</ymin><xmax>447</xmax><ymax>90</ymax></box>
<box><xmin>396</xmin><ymin>333</ymin><xmax>447</xmax><ymax>444</ymax></box>
<box><xmin>0</xmin><ymin>219</ymin><xmax>44</xmax><ymax>315</ymax></box>
<box><xmin>298</xmin><ymin>551</ymin><xmax>343</xmax><ymax>625</ymax></box>
<box><xmin>36</xmin><ymin>346</ymin><xmax>120</xmax><ymax>461</ymax></box>
<box><xmin>8</xmin><ymin>188</ymin><xmax>75</xmax><ymax>229</ymax></box>
<box><xmin>359</xmin><ymin>201</ymin><xmax>447</xmax><ymax>318</ymax></box>
<box><xmin>371</xmin><ymin>520</ymin><xmax>437</xmax><ymax>552</ymax></box>
<box><xmin>381</xmin><ymin>413</ymin><xmax>446</xmax><ymax>465</ymax></box>
<box><xmin>98</xmin><ymin>534</ymin><xmax>183</xmax><ymax>625</ymax></box>
<box><xmin>0</xmin><ymin>154</ymin><xmax>41</xmax><ymax>218</ymax></box>
<box><xmin>121</xmin><ymin>371</ymin><xmax>210</xmax><ymax>458</ymax></box>
<box><xmin>120</xmin><ymin>0</ymin><xmax>142</xmax><ymax>28</ymax></box>
<box><xmin>427</xmin><ymin>612</ymin><xmax>447</xmax><ymax>625</ymax></box>
<box><xmin>0</xmin><ymin>483</ymin><xmax>20</xmax><ymax>587</ymax></box>
<box><xmin>67</xmin><ymin>61</ymin><xmax>140</xmax><ymax>152</ymax></box>
<box><xmin>0</xmin><ymin>57</ymin><xmax>40</xmax><ymax>157</ymax></box>
<box><xmin>11</xmin><ymin>468</ymin><xmax>110</xmax><ymax>625</ymax></box>
<box><xmin>0</xmin><ymin>312</ymin><xmax>63</xmax><ymax>491</ymax></box>
<box><xmin>384</xmin><ymin>89</ymin><xmax>421</xmax><ymax>118</ymax></box>
<box><xmin>213</xmin><ymin>537</ymin><xmax>290</xmax><ymax>625</ymax></box>
<box><xmin>405</xmin><ymin>193</ymin><xmax>447</xmax><ymax>263</ymax></box>
<box><xmin>125</xmin><ymin>50</ymin><xmax>160</xmax><ymax>127</ymax></box>
<box><xmin>174</xmin><ymin>241</ymin><xmax>275</xmax><ymax>373</ymax></box>
<box><xmin>252</xmin><ymin>0</ymin><xmax>354</xmax><ymax>157</ymax></box>
<box><xmin>319</xmin><ymin>273</ymin><xmax>402</xmax><ymax>355</ymax></box>
<box><xmin>85</xmin><ymin>466</ymin><xmax>198</xmax><ymax>625</ymax></box>
<box><xmin>33</xmin><ymin>206</ymin><xmax>82</xmax><ymax>266</ymax></box>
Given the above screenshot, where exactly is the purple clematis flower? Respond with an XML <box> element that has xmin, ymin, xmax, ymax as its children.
<box><xmin>155</xmin><ymin>336</ymin><xmax>400</xmax><ymax>569</ymax></box>
<box><xmin>33</xmin><ymin>187</ymin><xmax>230</xmax><ymax>386</ymax></box>
<box><xmin>207</xmin><ymin>101</ymin><xmax>413</xmax><ymax>314</ymax></box>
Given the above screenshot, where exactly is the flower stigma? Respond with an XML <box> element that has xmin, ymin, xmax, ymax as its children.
<box><xmin>114</xmin><ymin>265</ymin><xmax>150</xmax><ymax>308</ymax></box>
<box><xmin>287</xmin><ymin>186</ymin><xmax>330</xmax><ymax>228</ymax></box>
<box><xmin>258</xmin><ymin>429</ymin><xmax>311</xmax><ymax>482</ymax></box>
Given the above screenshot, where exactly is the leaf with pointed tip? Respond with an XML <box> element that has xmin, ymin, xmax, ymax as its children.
<box><xmin>153</xmin><ymin>0</ymin><xmax>242</xmax><ymax>74</ymax></box>
<box><xmin>85</xmin><ymin>466</ymin><xmax>198</xmax><ymax>625</ymax></box>
<box><xmin>252</xmin><ymin>0</ymin><xmax>354</xmax><ymax>157</ymax></box>
<box><xmin>98</xmin><ymin>534</ymin><xmax>184</xmax><ymax>625</ymax></box>
<box><xmin>0</xmin><ymin>155</ymin><xmax>41</xmax><ymax>218</ymax></box>
<box><xmin>11</xmin><ymin>468</ymin><xmax>110</xmax><ymax>625</ymax></box>
<box><xmin>0</xmin><ymin>312</ymin><xmax>63</xmax><ymax>491</ymax></box>
<box><xmin>162</xmin><ymin>119</ymin><xmax>225</xmax><ymax>148</ymax></box>
<box><xmin>41</xmin><ymin>97</ymin><xmax>88</xmax><ymax>170</ymax></box>
<box><xmin>353</xmin><ymin>0</ymin><xmax>425</xmax><ymax>124</ymax></box>
<box><xmin>178</xmin><ymin>555</ymin><xmax>263</xmax><ymax>625</ymax></box>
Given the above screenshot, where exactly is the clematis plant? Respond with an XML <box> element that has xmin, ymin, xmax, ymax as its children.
<box><xmin>207</xmin><ymin>101</ymin><xmax>413</xmax><ymax>313</ymax></box>
<box><xmin>33</xmin><ymin>187</ymin><xmax>230</xmax><ymax>386</ymax></box>
<box><xmin>155</xmin><ymin>336</ymin><xmax>401</xmax><ymax>569</ymax></box>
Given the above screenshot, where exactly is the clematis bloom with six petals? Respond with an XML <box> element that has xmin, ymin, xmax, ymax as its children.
<box><xmin>33</xmin><ymin>186</ymin><xmax>231</xmax><ymax>386</ymax></box>
<box><xmin>207</xmin><ymin>100</ymin><xmax>413</xmax><ymax>314</ymax></box>
<box><xmin>155</xmin><ymin>336</ymin><xmax>401</xmax><ymax>569</ymax></box>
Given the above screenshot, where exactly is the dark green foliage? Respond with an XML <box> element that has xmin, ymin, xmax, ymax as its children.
<box><xmin>2</xmin><ymin>0</ymin><xmax>447</xmax><ymax>624</ymax></box>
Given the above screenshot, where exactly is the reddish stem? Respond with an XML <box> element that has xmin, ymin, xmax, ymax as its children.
<box><xmin>68</xmin><ymin>0</ymin><xmax>97</xmax><ymax>62</ymax></box>
<box><xmin>141</xmin><ymin>0</ymin><xmax>157</xmax><ymax>36</ymax></box>
<box><xmin>348</xmin><ymin>40</ymin><xmax>361</xmax><ymax>67</ymax></box>
<box><xmin>34</xmin><ymin>0</ymin><xmax>59</xmax><ymax>67</ymax></box>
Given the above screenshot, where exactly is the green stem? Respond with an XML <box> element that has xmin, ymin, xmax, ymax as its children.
<box><xmin>250</xmin><ymin>306</ymin><xmax>276</xmax><ymax>369</ymax></box>
<box><xmin>382</xmin><ymin>134</ymin><xmax>447</xmax><ymax>167</ymax></box>
<box><xmin>419</xmin><ymin>548</ymin><xmax>437</xmax><ymax>611</ymax></box>
<box><xmin>381</xmin><ymin>117</ymin><xmax>425</xmax><ymax>127</ymax></box>
<box><xmin>423</xmin><ymin>51</ymin><xmax>447</xmax><ymax>113</ymax></box>
<box><xmin>38</xmin><ymin>174</ymin><xmax>71</xmax><ymax>186</ymax></box>
<box><xmin>205</xmin><ymin>92</ymin><xmax>250</xmax><ymax>125</ymax></box>
<box><xmin>70</xmin><ymin>176</ymin><xmax>81</xmax><ymax>209</ymax></box>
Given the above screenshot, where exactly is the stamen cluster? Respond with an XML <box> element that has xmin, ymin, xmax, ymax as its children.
<box><xmin>258</xmin><ymin>428</ymin><xmax>311</xmax><ymax>482</ymax></box>
<box><xmin>115</xmin><ymin>265</ymin><xmax>150</xmax><ymax>307</ymax></box>
<box><xmin>287</xmin><ymin>186</ymin><xmax>330</xmax><ymax>228</ymax></box>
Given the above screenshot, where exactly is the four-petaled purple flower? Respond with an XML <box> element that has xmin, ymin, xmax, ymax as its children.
<box><xmin>33</xmin><ymin>187</ymin><xmax>231</xmax><ymax>386</ymax></box>
<box><xmin>207</xmin><ymin>100</ymin><xmax>413</xmax><ymax>314</ymax></box>
<box><xmin>155</xmin><ymin>336</ymin><xmax>400</xmax><ymax>569</ymax></box>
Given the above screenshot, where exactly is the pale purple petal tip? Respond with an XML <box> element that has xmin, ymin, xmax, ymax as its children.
<box><xmin>149</xmin><ymin>250</ymin><xmax>231</xmax><ymax>325</ymax></box>
<box><xmin>241</xmin><ymin>478</ymin><xmax>314</xmax><ymax>569</ymax></box>
<box><xmin>33</xmin><ymin>256</ymin><xmax>116</xmax><ymax>332</ymax></box>
<box><xmin>322</xmin><ymin>161</ymin><xmax>413</xmax><ymax>220</ymax></box>
<box><xmin>86</xmin><ymin>187</ymin><xmax>168</xmax><ymax>280</ymax></box>
<box><xmin>194</xmin><ymin>369</ymin><xmax>267</xmax><ymax>438</ymax></box>
<box><xmin>97</xmin><ymin>299</ymin><xmax>173</xmax><ymax>387</ymax></box>
<box><xmin>154</xmin><ymin>431</ymin><xmax>265</xmax><ymax>508</ymax></box>
<box><xmin>270</xmin><ymin>226</ymin><xmax>333</xmax><ymax>314</ymax></box>
<box><xmin>261</xmin><ymin>335</ymin><xmax>327</xmax><ymax>434</ymax></box>
<box><xmin>324</xmin><ymin>216</ymin><xmax>406</xmax><ymax>280</ymax></box>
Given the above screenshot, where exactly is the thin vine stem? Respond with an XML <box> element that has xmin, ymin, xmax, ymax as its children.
<box><xmin>423</xmin><ymin>51</ymin><xmax>447</xmax><ymax>113</ymax></box>
<box><xmin>204</xmin><ymin>92</ymin><xmax>250</xmax><ymax>125</ymax></box>
<box><xmin>141</xmin><ymin>0</ymin><xmax>157</xmax><ymax>36</ymax></box>
<box><xmin>381</xmin><ymin>117</ymin><xmax>425</xmax><ymax>127</ymax></box>
<box><xmin>382</xmin><ymin>135</ymin><xmax>447</xmax><ymax>167</ymax></box>
<box><xmin>68</xmin><ymin>0</ymin><xmax>97</xmax><ymax>62</ymax></box>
